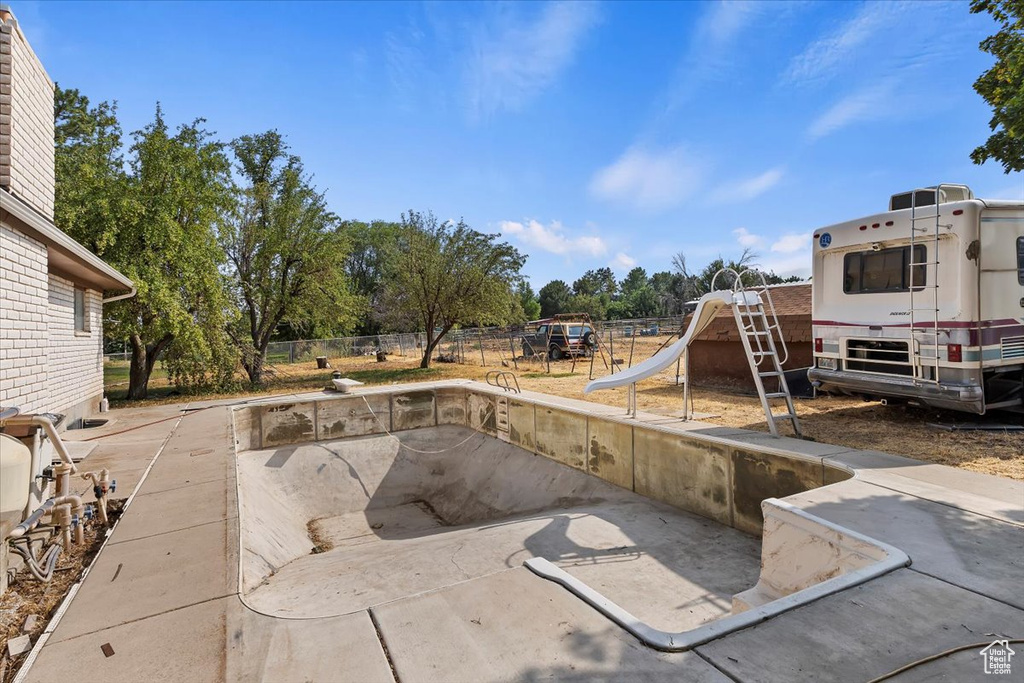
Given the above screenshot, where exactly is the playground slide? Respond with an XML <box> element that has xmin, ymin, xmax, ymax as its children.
<box><xmin>583</xmin><ymin>290</ymin><xmax>754</xmax><ymax>394</ymax></box>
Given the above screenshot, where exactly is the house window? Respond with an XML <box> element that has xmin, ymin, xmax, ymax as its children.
<box><xmin>843</xmin><ymin>245</ymin><xmax>926</xmax><ymax>294</ymax></box>
<box><xmin>1017</xmin><ymin>237</ymin><xmax>1024</xmax><ymax>286</ymax></box>
<box><xmin>74</xmin><ymin>287</ymin><xmax>90</xmax><ymax>333</ymax></box>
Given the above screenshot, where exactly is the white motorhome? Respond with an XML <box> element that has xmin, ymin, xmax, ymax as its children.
<box><xmin>808</xmin><ymin>184</ymin><xmax>1024</xmax><ymax>414</ymax></box>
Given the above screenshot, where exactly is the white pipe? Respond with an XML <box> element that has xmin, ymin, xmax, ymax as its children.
<box><xmin>102</xmin><ymin>286</ymin><xmax>136</xmax><ymax>304</ymax></box>
<box><xmin>524</xmin><ymin>499</ymin><xmax>911</xmax><ymax>652</ymax></box>
<box><xmin>81</xmin><ymin>469</ymin><xmax>111</xmax><ymax>526</ymax></box>
<box><xmin>27</xmin><ymin>427</ymin><xmax>42</xmax><ymax>518</ymax></box>
<box><xmin>3</xmin><ymin>414</ymin><xmax>77</xmax><ymax>472</ymax></box>
<box><xmin>54</xmin><ymin>503</ymin><xmax>73</xmax><ymax>549</ymax></box>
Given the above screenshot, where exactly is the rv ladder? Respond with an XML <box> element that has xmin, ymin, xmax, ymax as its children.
<box><xmin>908</xmin><ymin>185</ymin><xmax>946</xmax><ymax>385</ymax></box>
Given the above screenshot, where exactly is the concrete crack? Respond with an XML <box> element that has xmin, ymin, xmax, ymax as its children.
<box><xmin>449</xmin><ymin>542</ymin><xmax>469</xmax><ymax>579</ymax></box>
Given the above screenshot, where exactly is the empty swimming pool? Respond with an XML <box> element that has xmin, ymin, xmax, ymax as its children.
<box><xmin>238</xmin><ymin>424</ymin><xmax>762</xmax><ymax>631</ymax></box>
<box><xmin>231</xmin><ymin>384</ymin><xmax>906</xmax><ymax>651</ymax></box>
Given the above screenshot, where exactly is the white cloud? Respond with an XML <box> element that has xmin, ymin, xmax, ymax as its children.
<box><xmin>711</xmin><ymin>167</ymin><xmax>785</xmax><ymax>203</ymax></box>
<box><xmin>499</xmin><ymin>219</ymin><xmax>607</xmax><ymax>257</ymax></box>
<box><xmin>733</xmin><ymin>227</ymin><xmax>764</xmax><ymax>249</ymax></box>
<box><xmin>589</xmin><ymin>146</ymin><xmax>702</xmax><ymax>211</ymax></box>
<box><xmin>771</xmin><ymin>233</ymin><xmax>812</xmax><ymax>254</ymax></box>
<box><xmin>466</xmin><ymin>2</ymin><xmax>600</xmax><ymax>118</ymax></box>
<box><xmin>758</xmin><ymin>252</ymin><xmax>812</xmax><ymax>280</ymax></box>
<box><xmin>385</xmin><ymin>25</ymin><xmax>428</xmax><ymax>108</ymax></box>
<box><xmin>664</xmin><ymin>1</ymin><xmax>764</xmax><ymax>111</ymax></box>
<box><xmin>807</xmin><ymin>80</ymin><xmax>896</xmax><ymax>140</ymax></box>
<box><xmin>702</xmin><ymin>0</ymin><xmax>761</xmax><ymax>47</ymax></box>
<box><xmin>783</xmin><ymin>3</ymin><xmax>905</xmax><ymax>86</ymax></box>
<box><xmin>612</xmin><ymin>252</ymin><xmax>637</xmax><ymax>270</ymax></box>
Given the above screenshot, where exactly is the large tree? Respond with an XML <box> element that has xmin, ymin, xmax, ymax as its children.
<box><xmin>619</xmin><ymin>266</ymin><xmax>649</xmax><ymax>296</ymax></box>
<box><xmin>516</xmin><ymin>281</ymin><xmax>542</xmax><ymax>321</ymax></box>
<box><xmin>538</xmin><ymin>280</ymin><xmax>572</xmax><ymax>317</ymax></box>
<box><xmin>383</xmin><ymin>211</ymin><xmax>525</xmax><ymax>368</ymax></box>
<box><xmin>55</xmin><ymin>90</ymin><xmax>236</xmax><ymax>399</ymax></box>
<box><xmin>970</xmin><ymin>0</ymin><xmax>1024</xmax><ymax>172</ymax></box>
<box><xmin>222</xmin><ymin>131</ymin><xmax>359</xmax><ymax>385</ymax></box>
<box><xmin>343</xmin><ymin>219</ymin><xmax>402</xmax><ymax>335</ymax></box>
<box><xmin>572</xmin><ymin>267</ymin><xmax>617</xmax><ymax>297</ymax></box>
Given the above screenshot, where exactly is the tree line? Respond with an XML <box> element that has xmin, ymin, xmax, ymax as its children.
<box><xmin>531</xmin><ymin>251</ymin><xmax>802</xmax><ymax>322</ymax></box>
<box><xmin>55</xmin><ymin>87</ymin><xmax>525</xmax><ymax>399</ymax></box>
<box><xmin>55</xmin><ymin>87</ymin><xmax>808</xmax><ymax>401</ymax></box>
<box><xmin>61</xmin><ymin>0</ymin><xmax>1019</xmax><ymax>405</ymax></box>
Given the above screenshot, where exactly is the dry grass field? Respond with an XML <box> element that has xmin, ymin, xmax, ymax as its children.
<box><xmin>104</xmin><ymin>334</ymin><xmax>1024</xmax><ymax>480</ymax></box>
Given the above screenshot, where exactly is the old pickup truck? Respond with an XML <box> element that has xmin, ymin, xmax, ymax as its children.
<box><xmin>521</xmin><ymin>320</ymin><xmax>597</xmax><ymax>360</ymax></box>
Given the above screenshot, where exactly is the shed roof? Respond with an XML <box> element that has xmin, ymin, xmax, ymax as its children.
<box><xmin>690</xmin><ymin>283</ymin><xmax>812</xmax><ymax>343</ymax></box>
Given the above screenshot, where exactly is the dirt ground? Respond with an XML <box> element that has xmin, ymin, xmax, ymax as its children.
<box><xmin>106</xmin><ymin>335</ymin><xmax>1024</xmax><ymax>480</ymax></box>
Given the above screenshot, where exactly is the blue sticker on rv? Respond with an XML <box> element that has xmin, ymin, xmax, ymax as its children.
<box><xmin>819</xmin><ymin>232</ymin><xmax>832</xmax><ymax>248</ymax></box>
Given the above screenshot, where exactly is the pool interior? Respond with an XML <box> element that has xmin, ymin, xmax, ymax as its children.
<box><xmin>238</xmin><ymin>425</ymin><xmax>763</xmax><ymax>631</ymax></box>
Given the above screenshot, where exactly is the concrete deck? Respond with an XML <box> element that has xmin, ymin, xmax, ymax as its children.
<box><xmin>15</xmin><ymin>381</ymin><xmax>1024</xmax><ymax>682</ymax></box>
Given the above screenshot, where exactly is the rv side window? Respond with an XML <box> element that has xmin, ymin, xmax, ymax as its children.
<box><xmin>1018</xmin><ymin>237</ymin><xmax>1024</xmax><ymax>286</ymax></box>
<box><xmin>843</xmin><ymin>245</ymin><xmax>926</xmax><ymax>294</ymax></box>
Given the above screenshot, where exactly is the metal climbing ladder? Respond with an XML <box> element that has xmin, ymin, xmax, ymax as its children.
<box><xmin>908</xmin><ymin>185</ymin><xmax>948</xmax><ymax>385</ymax></box>
<box><xmin>714</xmin><ymin>269</ymin><xmax>802</xmax><ymax>437</ymax></box>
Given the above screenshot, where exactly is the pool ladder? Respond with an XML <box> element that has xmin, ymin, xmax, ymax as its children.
<box><xmin>486</xmin><ymin>370</ymin><xmax>520</xmax><ymax>394</ymax></box>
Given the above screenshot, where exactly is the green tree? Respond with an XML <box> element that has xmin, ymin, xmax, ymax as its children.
<box><xmin>620</xmin><ymin>266</ymin><xmax>649</xmax><ymax>296</ymax></box>
<box><xmin>676</xmin><ymin>248</ymin><xmax>759</xmax><ymax>296</ymax></box>
<box><xmin>970</xmin><ymin>0</ymin><xmax>1024</xmax><ymax>172</ymax></box>
<box><xmin>222</xmin><ymin>131</ymin><xmax>360</xmax><ymax>384</ymax></box>
<box><xmin>55</xmin><ymin>91</ymin><xmax>236</xmax><ymax>399</ymax></box>
<box><xmin>343</xmin><ymin>219</ymin><xmax>402</xmax><ymax>334</ymax></box>
<box><xmin>650</xmin><ymin>270</ymin><xmax>689</xmax><ymax>315</ymax></box>
<box><xmin>538</xmin><ymin>280</ymin><xmax>572</xmax><ymax>317</ymax></box>
<box><xmin>383</xmin><ymin>211</ymin><xmax>526</xmax><ymax>368</ymax></box>
<box><xmin>567</xmin><ymin>293</ymin><xmax>608</xmax><ymax>321</ymax></box>
<box><xmin>53</xmin><ymin>87</ymin><xmax>130</xmax><ymax>256</ymax></box>
<box><xmin>516</xmin><ymin>281</ymin><xmax>542</xmax><ymax>321</ymax></box>
<box><xmin>572</xmin><ymin>267</ymin><xmax>617</xmax><ymax>297</ymax></box>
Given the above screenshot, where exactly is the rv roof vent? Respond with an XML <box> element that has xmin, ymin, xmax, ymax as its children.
<box><xmin>889</xmin><ymin>184</ymin><xmax>974</xmax><ymax>211</ymax></box>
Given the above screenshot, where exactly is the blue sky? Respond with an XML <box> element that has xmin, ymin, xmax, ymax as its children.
<box><xmin>14</xmin><ymin>0</ymin><xmax>1024</xmax><ymax>286</ymax></box>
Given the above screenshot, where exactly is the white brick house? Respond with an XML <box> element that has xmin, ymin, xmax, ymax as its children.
<box><xmin>0</xmin><ymin>7</ymin><xmax>133</xmax><ymax>427</ymax></box>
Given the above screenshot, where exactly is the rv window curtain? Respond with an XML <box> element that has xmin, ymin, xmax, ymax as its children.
<box><xmin>843</xmin><ymin>245</ymin><xmax>925</xmax><ymax>294</ymax></box>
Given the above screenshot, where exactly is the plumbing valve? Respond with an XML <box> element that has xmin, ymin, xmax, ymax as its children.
<box><xmin>71</xmin><ymin>513</ymin><xmax>80</xmax><ymax>529</ymax></box>
<box><xmin>92</xmin><ymin>479</ymin><xmax>116</xmax><ymax>499</ymax></box>
<box><xmin>83</xmin><ymin>505</ymin><xmax>95</xmax><ymax>521</ymax></box>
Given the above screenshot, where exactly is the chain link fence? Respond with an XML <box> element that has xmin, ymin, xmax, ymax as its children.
<box><xmin>103</xmin><ymin>316</ymin><xmax>689</xmax><ymax>374</ymax></box>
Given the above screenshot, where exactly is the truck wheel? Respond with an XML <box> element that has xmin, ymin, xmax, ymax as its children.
<box><xmin>582</xmin><ymin>331</ymin><xmax>596</xmax><ymax>347</ymax></box>
<box><xmin>549</xmin><ymin>346</ymin><xmax>564</xmax><ymax>361</ymax></box>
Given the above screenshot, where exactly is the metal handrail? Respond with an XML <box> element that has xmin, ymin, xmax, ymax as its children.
<box><xmin>485</xmin><ymin>370</ymin><xmax>521</xmax><ymax>394</ymax></box>
<box><xmin>710</xmin><ymin>268</ymin><xmax>790</xmax><ymax>367</ymax></box>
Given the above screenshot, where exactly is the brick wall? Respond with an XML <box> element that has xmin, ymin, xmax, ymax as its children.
<box><xmin>46</xmin><ymin>274</ymin><xmax>103</xmax><ymax>417</ymax></box>
<box><xmin>0</xmin><ymin>223</ymin><xmax>49</xmax><ymax>412</ymax></box>
<box><xmin>0</xmin><ymin>12</ymin><xmax>55</xmax><ymax>219</ymax></box>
